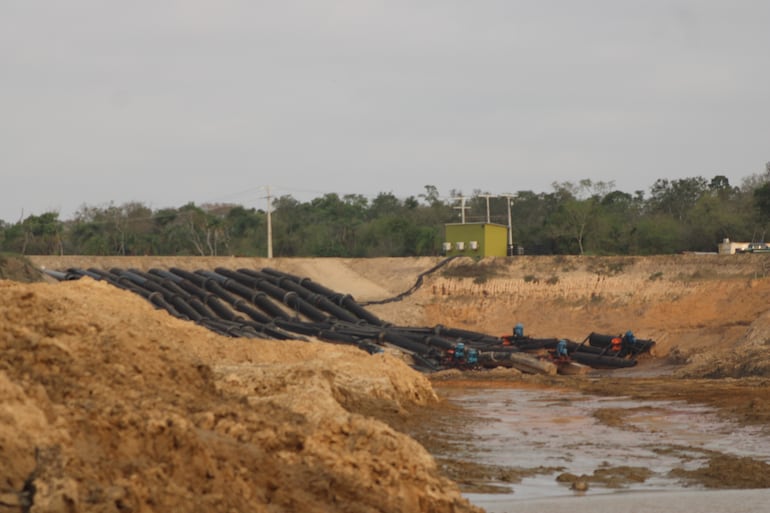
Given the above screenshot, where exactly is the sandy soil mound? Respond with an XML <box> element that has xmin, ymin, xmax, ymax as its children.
<box><xmin>0</xmin><ymin>278</ymin><xmax>478</xmax><ymax>513</ymax></box>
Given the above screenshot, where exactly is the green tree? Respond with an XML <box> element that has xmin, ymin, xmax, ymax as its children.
<box><xmin>633</xmin><ymin>215</ymin><xmax>684</xmax><ymax>254</ymax></box>
<box><xmin>225</xmin><ymin>205</ymin><xmax>265</xmax><ymax>256</ymax></box>
<box><xmin>420</xmin><ymin>185</ymin><xmax>442</xmax><ymax>207</ymax></box>
<box><xmin>546</xmin><ymin>180</ymin><xmax>613</xmax><ymax>255</ymax></box>
<box><xmin>3</xmin><ymin>212</ymin><xmax>64</xmax><ymax>255</ymax></box>
<box><xmin>648</xmin><ymin>177</ymin><xmax>709</xmax><ymax>220</ymax></box>
<box><xmin>69</xmin><ymin>202</ymin><xmax>155</xmax><ymax>255</ymax></box>
<box><xmin>271</xmin><ymin>195</ymin><xmax>305</xmax><ymax>256</ymax></box>
<box><xmin>508</xmin><ymin>191</ymin><xmax>552</xmax><ymax>254</ymax></box>
<box><xmin>592</xmin><ymin>190</ymin><xmax>643</xmax><ymax>254</ymax></box>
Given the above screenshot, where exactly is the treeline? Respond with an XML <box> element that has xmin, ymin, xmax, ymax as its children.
<box><xmin>3</xmin><ymin>173</ymin><xmax>770</xmax><ymax>257</ymax></box>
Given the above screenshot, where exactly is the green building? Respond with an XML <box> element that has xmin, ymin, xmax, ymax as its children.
<box><xmin>443</xmin><ymin>222</ymin><xmax>509</xmax><ymax>257</ymax></box>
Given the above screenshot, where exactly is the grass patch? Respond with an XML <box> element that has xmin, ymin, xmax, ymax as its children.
<box><xmin>441</xmin><ymin>259</ymin><xmax>506</xmax><ymax>282</ymax></box>
<box><xmin>553</xmin><ymin>255</ymin><xmax>579</xmax><ymax>272</ymax></box>
<box><xmin>587</xmin><ymin>256</ymin><xmax>634</xmax><ymax>277</ymax></box>
<box><xmin>649</xmin><ymin>271</ymin><xmax>664</xmax><ymax>281</ymax></box>
<box><xmin>676</xmin><ymin>268</ymin><xmax>718</xmax><ymax>282</ymax></box>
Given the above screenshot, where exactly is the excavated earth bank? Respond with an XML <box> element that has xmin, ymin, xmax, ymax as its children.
<box><xmin>2</xmin><ymin>253</ymin><xmax>770</xmax><ymax>511</ymax></box>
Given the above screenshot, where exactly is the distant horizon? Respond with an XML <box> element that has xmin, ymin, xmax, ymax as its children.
<box><xmin>2</xmin><ymin>169</ymin><xmax>762</xmax><ymax>225</ymax></box>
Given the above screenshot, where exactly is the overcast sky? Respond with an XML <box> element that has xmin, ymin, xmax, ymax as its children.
<box><xmin>2</xmin><ymin>1</ymin><xmax>769</xmax><ymax>223</ymax></box>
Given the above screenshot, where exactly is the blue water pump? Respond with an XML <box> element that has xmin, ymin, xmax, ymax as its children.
<box><xmin>454</xmin><ymin>342</ymin><xmax>466</xmax><ymax>361</ymax></box>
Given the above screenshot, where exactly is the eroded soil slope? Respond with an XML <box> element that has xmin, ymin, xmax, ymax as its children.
<box><xmin>415</xmin><ymin>254</ymin><xmax>770</xmax><ymax>377</ymax></box>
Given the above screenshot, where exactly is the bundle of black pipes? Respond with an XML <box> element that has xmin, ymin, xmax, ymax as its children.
<box><xmin>49</xmin><ymin>266</ymin><xmax>510</xmax><ymax>371</ymax></box>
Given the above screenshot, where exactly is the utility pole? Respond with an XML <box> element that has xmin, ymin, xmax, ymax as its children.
<box><xmin>500</xmin><ymin>193</ymin><xmax>515</xmax><ymax>256</ymax></box>
<box><xmin>452</xmin><ymin>196</ymin><xmax>469</xmax><ymax>224</ymax></box>
<box><xmin>478</xmin><ymin>194</ymin><xmax>496</xmax><ymax>224</ymax></box>
<box><xmin>266</xmin><ymin>185</ymin><xmax>273</xmax><ymax>259</ymax></box>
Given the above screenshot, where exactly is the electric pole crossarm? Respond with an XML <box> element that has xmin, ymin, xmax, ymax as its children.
<box><xmin>451</xmin><ymin>196</ymin><xmax>469</xmax><ymax>224</ymax></box>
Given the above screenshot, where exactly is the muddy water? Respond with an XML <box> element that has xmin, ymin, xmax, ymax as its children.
<box><xmin>437</xmin><ymin>386</ymin><xmax>770</xmax><ymax>510</ymax></box>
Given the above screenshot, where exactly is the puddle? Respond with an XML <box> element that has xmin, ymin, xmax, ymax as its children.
<box><xmin>435</xmin><ymin>386</ymin><xmax>770</xmax><ymax>505</ymax></box>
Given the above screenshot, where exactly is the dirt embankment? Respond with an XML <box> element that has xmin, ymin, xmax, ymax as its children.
<box><xmin>413</xmin><ymin>254</ymin><xmax>770</xmax><ymax>378</ymax></box>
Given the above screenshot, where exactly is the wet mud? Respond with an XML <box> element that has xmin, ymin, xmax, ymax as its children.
<box><xmin>404</xmin><ymin>374</ymin><xmax>770</xmax><ymax>505</ymax></box>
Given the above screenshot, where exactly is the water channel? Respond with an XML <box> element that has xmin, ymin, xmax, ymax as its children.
<box><xmin>434</xmin><ymin>386</ymin><xmax>770</xmax><ymax>512</ymax></box>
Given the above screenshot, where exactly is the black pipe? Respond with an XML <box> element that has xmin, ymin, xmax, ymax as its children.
<box><xmin>571</xmin><ymin>352</ymin><xmax>637</xmax><ymax>368</ymax></box>
<box><xmin>233</xmin><ymin>269</ymin><xmax>292</xmax><ymax>298</ymax></box>
<box><xmin>64</xmin><ymin>268</ymin><xmax>102</xmax><ymax>280</ymax></box>
<box><xmin>227</xmin><ymin>299</ymin><xmax>271</xmax><ymax>324</ymax></box>
<box><xmin>148</xmin><ymin>271</ymin><xmax>238</xmax><ymax>322</ymax></box>
<box><xmin>41</xmin><ymin>269</ymin><xmax>73</xmax><ymax>281</ymax></box>
<box><xmin>384</xmin><ymin>328</ymin><xmax>457</xmax><ymax>351</ymax></box>
<box><xmin>128</xmin><ymin>269</ymin><xmax>224</xmax><ymax>322</ymax></box>
<box><xmin>303</xmin><ymin>291</ymin><xmax>360</xmax><ymax>323</ymax></box>
<box><xmin>262</xmin><ymin>267</ymin><xmax>343</xmax><ymax>300</ymax></box>
<box><xmin>129</xmin><ymin>271</ymin><xmax>213</xmax><ymax>321</ymax></box>
<box><xmin>273</xmin><ymin>318</ymin><xmax>323</xmax><ymax>337</ymax></box>
<box><xmin>588</xmin><ymin>332</ymin><xmax>616</xmax><ymax>348</ymax></box>
<box><xmin>240</xmin><ymin>320</ymin><xmax>296</xmax><ymax>340</ymax></box>
<box><xmin>148</xmin><ymin>268</ymin><xmax>184</xmax><ymax>283</ymax></box>
<box><xmin>86</xmin><ymin>267</ymin><xmax>119</xmax><ymax>281</ymax></box>
<box><xmin>146</xmin><ymin>291</ymin><xmax>185</xmax><ymax>319</ymax></box>
<box><xmin>113</xmin><ymin>269</ymin><xmax>204</xmax><ymax>321</ymax></box>
<box><xmin>210</xmin><ymin>274</ymin><xmax>291</xmax><ymax>320</ymax></box>
<box><xmin>261</xmin><ymin>272</ymin><xmax>361</xmax><ymax>323</ymax></box>
<box><xmin>166</xmin><ymin>267</ymin><xmax>203</xmax><ymax>285</ymax></box>
<box><xmin>203</xmin><ymin>293</ymin><xmax>239</xmax><ymax>321</ymax></box>
<box><xmin>261</xmin><ymin>267</ymin><xmax>303</xmax><ymax>282</ymax></box>
<box><xmin>283</xmin><ymin>291</ymin><xmax>329</xmax><ymax>322</ymax></box>
<box><xmin>234</xmin><ymin>269</ymin><xmax>329</xmax><ymax>322</ymax></box>
<box><xmin>335</xmin><ymin>294</ymin><xmax>386</xmax><ymax>326</ymax></box>
<box><xmin>159</xmin><ymin>277</ymin><xmax>237</xmax><ymax>323</ymax></box>
<box><xmin>238</xmin><ymin>269</ymin><xmax>336</xmax><ymax>321</ymax></box>
<box><xmin>216</xmin><ymin>269</ymin><xmax>299</xmax><ymax>315</ymax></box>
<box><xmin>198</xmin><ymin>318</ymin><xmax>240</xmax><ymax>337</ymax></box>
<box><xmin>433</xmin><ymin>325</ymin><xmax>503</xmax><ymax>345</ymax></box>
<box><xmin>420</xmin><ymin>335</ymin><xmax>457</xmax><ymax>351</ymax></box>
<box><xmin>195</xmin><ymin>271</ymin><xmax>279</xmax><ymax>323</ymax></box>
<box><xmin>208</xmin><ymin>269</ymin><xmax>291</xmax><ymax>320</ymax></box>
<box><xmin>326</xmin><ymin>322</ymin><xmax>380</xmax><ymax>338</ymax></box>
<box><xmin>380</xmin><ymin>329</ymin><xmax>436</xmax><ymax>355</ymax></box>
<box><xmin>315</xmin><ymin>329</ymin><xmax>364</xmax><ymax>345</ymax></box>
<box><xmin>195</xmin><ymin>271</ymin><xmax>239</xmax><ymax>300</ymax></box>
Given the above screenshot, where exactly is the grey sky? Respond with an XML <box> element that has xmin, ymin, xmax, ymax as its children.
<box><xmin>2</xmin><ymin>1</ymin><xmax>769</xmax><ymax>223</ymax></box>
